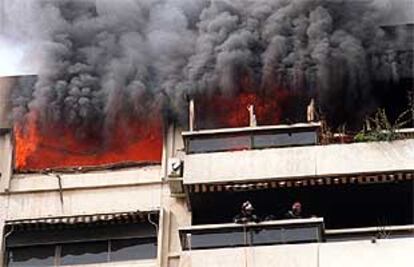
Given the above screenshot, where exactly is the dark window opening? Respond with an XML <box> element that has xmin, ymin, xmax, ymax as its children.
<box><xmin>372</xmin><ymin>78</ymin><xmax>414</xmax><ymax>126</ymax></box>
<box><xmin>190</xmin><ymin>180</ymin><xmax>414</xmax><ymax>229</ymax></box>
<box><xmin>5</xmin><ymin>221</ymin><xmax>158</xmax><ymax>267</ymax></box>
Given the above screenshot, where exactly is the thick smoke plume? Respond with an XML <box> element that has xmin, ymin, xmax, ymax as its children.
<box><xmin>4</xmin><ymin>0</ymin><xmax>413</xmax><ymax>131</ymax></box>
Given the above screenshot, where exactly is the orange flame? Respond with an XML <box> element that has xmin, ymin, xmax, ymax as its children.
<box><xmin>14</xmin><ymin>113</ymin><xmax>162</xmax><ymax>171</ymax></box>
<box><xmin>196</xmin><ymin>89</ymin><xmax>296</xmax><ymax>129</ymax></box>
<box><xmin>14</xmin><ymin>112</ymin><xmax>40</xmax><ymax>169</ymax></box>
<box><xmin>13</xmin><ymin>89</ymin><xmax>305</xmax><ymax>171</ymax></box>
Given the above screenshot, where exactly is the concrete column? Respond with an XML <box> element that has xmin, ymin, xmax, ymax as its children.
<box><xmin>0</xmin><ymin>194</ymin><xmax>8</xmax><ymax>267</ymax></box>
<box><xmin>0</xmin><ymin>77</ymin><xmax>13</xmax><ymax>129</ymax></box>
<box><xmin>0</xmin><ymin>133</ymin><xmax>13</xmax><ymax>192</ymax></box>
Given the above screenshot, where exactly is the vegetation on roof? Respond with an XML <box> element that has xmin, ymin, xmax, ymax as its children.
<box><xmin>354</xmin><ymin>109</ymin><xmax>411</xmax><ymax>142</ymax></box>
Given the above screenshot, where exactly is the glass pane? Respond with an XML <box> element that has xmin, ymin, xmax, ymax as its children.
<box><xmin>251</xmin><ymin>228</ymin><xmax>283</xmax><ymax>245</ymax></box>
<box><xmin>253</xmin><ymin>131</ymin><xmax>316</xmax><ymax>148</ymax></box>
<box><xmin>110</xmin><ymin>238</ymin><xmax>157</xmax><ymax>261</ymax></box>
<box><xmin>60</xmin><ymin>241</ymin><xmax>108</xmax><ymax>265</ymax></box>
<box><xmin>7</xmin><ymin>223</ymin><xmax>157</xmax><ymax>247</ymax></box>
<box><xmin>7</xmin><ymin>245</ymin><xmax>55</xmax><ymax>267</ymax></box>
<box><xmin>188</xmin><ymin>135</ymin><xmax>251</xmax><ymax>153</ymax></box>
<box><xmin>188</xmin><ymin>230</ymin><xmax>245</xmax><ymax>249</ymax></box>
<box><xmin>283</xmin><ymin>227</ymin><xmax>319</xmax><ymax>243</ymax></box>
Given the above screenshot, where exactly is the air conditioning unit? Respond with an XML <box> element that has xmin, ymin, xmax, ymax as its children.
<box><xmin>168</xmin><ymin>158</ymin><xmax>183</xmax><ymax>178</ymax></box>
<box><xmin>167</xmin><ymin>158</ymin><xmax>184</xmax><ymax>197</ymax></box>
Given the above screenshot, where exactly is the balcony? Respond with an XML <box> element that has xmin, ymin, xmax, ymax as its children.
<box><xmin>182</xmin><ymin>126</ymin><xmax>414</xmax><ymax>229</ymax></box>
<box><xmin>178</xmin><ymin>220</ymin><xmax>414</xmax><ymax>267</ymax></box>
<box><xmin>183</xmin><ymin>138</ymin><xmax>414</xmax><ymax>186</ymax></box>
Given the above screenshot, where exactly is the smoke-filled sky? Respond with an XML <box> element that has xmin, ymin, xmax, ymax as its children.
<box><xmin>1</xmin><ymin>0</ymin><xmax>413</xmax><ymax>130</ymax></box>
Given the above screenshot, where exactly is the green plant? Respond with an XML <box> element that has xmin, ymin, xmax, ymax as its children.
<box><xmin>354</xmin><ymin>109</ymin><xmax>410</xmax><ymax>142</ymax></box>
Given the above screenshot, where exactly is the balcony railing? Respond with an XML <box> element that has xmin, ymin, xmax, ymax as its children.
<box><xmin>179</xmin><ymin>218</ymin><xmax>324</xmax><ymax>250</ymax></box>
<box><xmin>182</xmin><ymin>123</ymin><xmax>321</xmax><ymax>154</ymax></box>
<box><xmin>325</xmin><ymin>224</ymin><xmax>414</xmax><ymax>242</ymax></box>
<box><xmin>180</xmin><ymin>219</ymin><xmax>414</xmax><ymax>251</ymax></box>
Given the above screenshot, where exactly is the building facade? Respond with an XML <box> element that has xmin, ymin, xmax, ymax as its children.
<box><xmin>0</xmin><ymin>76</ymin><xmax>414</xmax><ymax>267</ymax></box>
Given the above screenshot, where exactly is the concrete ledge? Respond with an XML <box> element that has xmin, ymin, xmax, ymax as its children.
<box><xmin>178</xmin><ymin>238</ymin><xmax>414</xmax><ymax>267</ymax></box>
<box><xmin>184</xmin><ymin>139</ymin><xmax>414</xmax><ymax>185</ymax></box>
<box><xmin>9</xmin><ymin>166</ymin><xmax>162</xmax><ymax>193</ymax></box>
<box><xmin>6</xmin><ymin>184</ymin><xmax>163</xmax><ymax>220</ymax></box>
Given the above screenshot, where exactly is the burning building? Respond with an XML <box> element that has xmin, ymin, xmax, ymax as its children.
<box><xmin>2</xmin><ymin>0</ymin><xmax>413</xmax><ymax>171</ymax></box>
<box><xmin>0</xmin><ymin>0</ymin><xmax>413</xmax><ymax>266</ymax></box>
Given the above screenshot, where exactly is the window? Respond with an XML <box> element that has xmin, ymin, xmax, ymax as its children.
<box><xmin>110</xmin><ymin>237</ymin><xmax>157</xmax><ymax>261</ymax></box>
<box><xmin>7</xmin><ymin>237</ymin><xmax>157</xmax><ymax>266</ymax></box>
<box><xmin>60</xmin><ymin>241</ymin><xmax>109</xmax><ymax>265</ymax></box>
<box><xmin>8</xmin><ymin>245</ymin><xmax>56</xmax><ymax>267</ymax></box>
<box><xmin>6</xmin><ymin>221</ymin><xmax>158</xmax><ymax>266</ymax></box>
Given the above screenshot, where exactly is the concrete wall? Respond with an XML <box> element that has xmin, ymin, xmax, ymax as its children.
<box><xmin>0</xmin><ymin>133</ymin><xmax>12</xmax><ymax>191</ymax></box>
<box><xmin>0</xmin><ymin>77</ymin><xmax>13</xmax><ymax>129</ymax></box>
<box><xmin>0</xmin><ymin>76</ymin><xmax>14</xmax><ymax>267</ymax></box>
<box><xmin>0</xmin><ymin>166</ymin><xmax>166</xmax><ymax>266</ymax></box>
<box><xmin>161</xmin><ymin>125</ymin><xmax>191</xmax><ymax>267</ymax></box>
<box><xmin>5</xmin><ymin>166</ymin><xmax>163</xmax><ymax>219</ymax></box>
<box><xmin>179</xmin><ymin>238</ymin><xmax>414</xmax><ymax>267</ymax></box>
<box><xmin>10</xmin><ymin>166</ymin><xmax>161</xmax><ymax>193</ymax></box>
<box><xmin>6</xmin><ymin>183</ymin><xmax>162</xmax><ymax>219</ymax></box>
<box><xmin>184</xmin><ymin>139</ymin><xmax>414</xmax><ymax>184</ymax></box>
<box><xmin>62</xmin><ymin>260</ymin><xmax>156</xmax><ymax>267</ymax></box>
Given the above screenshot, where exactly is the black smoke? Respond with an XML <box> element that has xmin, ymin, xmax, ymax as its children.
<box><xmin>6</xmin><ymin>0</ymin><xmax>413</xmax><ymax>131</ymax></box>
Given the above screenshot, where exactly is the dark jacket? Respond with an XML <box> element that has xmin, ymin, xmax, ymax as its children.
<box><xmin>284</xmin><ymin>210</ymin><xmax>302</xmax><ymax>219</ymax></box>
<box><xmin>233</xmin><ymin>213</ymin><xmax>260</xmax><ymax>223</ymax></box>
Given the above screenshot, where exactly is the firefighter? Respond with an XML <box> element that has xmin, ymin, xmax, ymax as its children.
<box><xmin>233</xmin><ymin>201</ymin><xmax>260</xmax><ymax>223</ymax></box>
<box><xmin>285</xmin><ymin>201</ymin><xmax>303</xmax><ymax>219</ymax></box>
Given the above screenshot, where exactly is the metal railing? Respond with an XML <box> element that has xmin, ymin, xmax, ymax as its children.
<box><xmin>179</xmin><ymin>218</ymin><xmax>324</xmax><ymax>250</ymax></box>
<box><xmin>325</xmin><ymin>224</ymin><xmax>414</xmax><ymax>242</ymax></box>
<box><xmin>179</xmin><ymin>219</ymin><xmax>414</xmax><ymax>250</ymax></box>
<box><xmin>182</xmin><ymin>123</ymin><xmax>321</xmax><ymax>154</ymax></box>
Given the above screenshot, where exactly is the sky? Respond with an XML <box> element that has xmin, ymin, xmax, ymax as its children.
<box><xmin>0</xmin><ymin>36</ymin><xmax>35</xmax><ymax>76</ymax></box>
<box><xmin>0</xmin><ymin>0</ymin><xmax>38</xmax><ymax>77</ymax></box>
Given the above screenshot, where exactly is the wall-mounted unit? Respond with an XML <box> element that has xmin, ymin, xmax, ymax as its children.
<box><xmin>167</xmin><ymin>158</ymin><xmax>184</xmax><ymax>197</ymax></box>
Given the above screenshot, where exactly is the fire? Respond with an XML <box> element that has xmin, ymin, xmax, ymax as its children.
<box><xmin>13</xmin><ymin>88</ymin><xmax>306</xmax><ymax>171</ymax></box>
<box><xmin>14</xmin><ymin>112</ymin><xmax>162</xmax><ymax>171</ymax></box>
<box><xmin>195</xmin><ymin>89</ymin><xmax>304</xmax><ymax>129</ymax></box>
<box><xmin>14</xmin><ymin>112</ymin><xmax>40</xmax><ymax>169</ymax></box>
